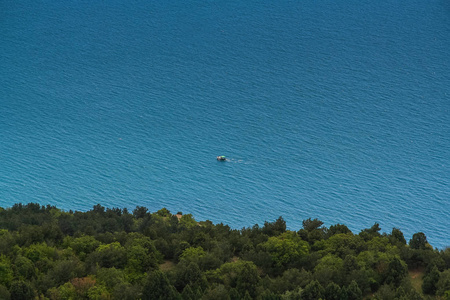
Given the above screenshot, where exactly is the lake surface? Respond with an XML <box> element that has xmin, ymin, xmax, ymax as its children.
<box><xmin>1</xmin><ymin>0</ymin><xmax>449</xmax><ymax>248</ymax></box>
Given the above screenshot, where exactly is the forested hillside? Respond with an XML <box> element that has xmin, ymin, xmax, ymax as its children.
<box><xmin>0</xmin><ymin>203</ymin><xmax>449</xmax><ymax>299</ymax></box>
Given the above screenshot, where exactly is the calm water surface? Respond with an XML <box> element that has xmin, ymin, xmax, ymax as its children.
<box><xmin>1</xmin><ymin>0</ymin><xmax>449</xmax><ymax>248</ymax></box>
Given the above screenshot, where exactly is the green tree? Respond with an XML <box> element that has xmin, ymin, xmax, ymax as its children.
<box><xmin>389</xmin><ymin>228</ymin><xmax>406</xmax><ymax>245</ymax></box>
<box><xmin>346</xmin><ymin>280</ymin><xmax>362</xmax><ymax>300</ymax></box>
<box><xmin>367</xmin><ymin>236</ymin><xmax>390</xmax><ymax>252</ymax></box>
<box><xmin>341</xmin><ymin>255</ymin><xmax>361</xmax><ymax>286</ymax></box>
<box><xmin>22</xmin><ymin>242</ymin><xmax>58</xmax><ymax>264</ymax></box>
<box><xmin>181</xmin><ymin>284</ymin><xmax>196</xmax><ymax>300</ymax></box>
<box><xmin>174</xmin><ymin>261</ymin><xmax>207</xmax><ymax>293</ymax></box>
<box><xmin>49</xmin><ymin>258</ymin><xmax>83</xmax><ymax>286</ymax></box>
<box><xmin>373</xmin><ymin>284</ymin><xmax>395</xmax><ymax>300</ymax></box>
<box><xmin>324</xmin><ymin>282</ymin><xmax>341</xmax><ymax>300</ymax></box>
<box><xmin>326</xmin><ymin>224</ymin><xmax>351</xmax><ymax>237</ymax></box>
<box><xmin>9</xmin><ymin>280</ymin><xmax>35</xmax><ymax>300</ymax></box>
<box><xmin>53</xmin><ymin>282</ymin><xmax>76</xmax><ymax>299</ymax></box>
<box><xmin>90</xmin><ymin>242</ymin><xmax>127</xmax><ymax>269</ymax></box>
<box><xmin>0</xmin><ymin>230</ymin><xmax>15</xmax><ymax>255</ymax></box>
<box><xmin>16</xmin><ymin>225</ymin><xmax>45</xmax><ymax>246</ymax></box>
<box><xmin>302</xmin><ymin>280</ymin><xmax>324</xmax><ymax>300</ymax></box>
<box><xmin>444</xmin><ymin>291</ymin><xmax>450</xmax><ymax>300</ymax></box>
<box><xmin>125</xmin><ymin>245</ymin><xmax>157</xmax><ymax>278</ymax></box>
<box><xmin>281</xmin><ymin>287</ymin><xmax>302</xmax><ymax>300</ymax></box>
<box><xmin>0</xmin><ymin>255</ymin><xmax>13</xmax><ymax>287</ymax></box>
<box><xmin>302</xmin><ymin>218</ymin><xmax>324</xmax><ymax>232</ymax></box>
<box><xmin>179</xmin><ymin>214</ymin><xmax>197</xmax><ymax>229</ymax></box>
<box><xmin>272</xmin><ymin>268</ymin><xmax>311</xmax><ymax>294</ymax></box>
<box><xmin>385</xmin><ymin>257</ymin><xmax>407</xmax><ymax>287</ymax></box>
<box><xmin>261</xmin><ymin>232</ymin><xmax>309</xmax><ymax>269</ymax></box>
<box><xmin>96</xmin><ymin>267</ymin><xmax>126</xmax><ymax>290</ymax></box>
<box><xmin>0</xmin><ymin>284</ymin><xmax>10</xmax><ymax>300</ymax></box>
<box><xmin>142</xmin><ymin>270</ymin><xmax>179</xmax><ymax>300</ymax></box>
<box><xmin>14</xmin><ymin>256</ymin><xmax>36</xmax><ymax>280</ymax></box>
<box><xmin>236</xmin><ymin>261</ymin><xmax>260</xmax><ymax>299</ymax></box>
<box><xmin>229</xmin><ymin>288</ymin><xmax>240</xmax><ymax>300</ymax></box>
<box><xmin>322</xmin><ymin>233</ymin><xmax>363</xmax><ymax>258</ymax></box>
<box><xmin>259</xmin><ymin>289</ymin><xmax>282</xmax><ymax>300</ymax></box>
<box><xmin>179</xmin><ymin>246</ymin><xmax>206</xmax><ymax>264</ymax></box>
<box><xmin>359</xmin><ymin>223</ymin><xmax>381</xmax><ymax>241</ymax></box>
<box><xmin>262</xmin><ymin>217</ymin><xmax>287</xmax><ymax>237</ymax></box>
<box><xmin>409</xmin><ymin>232</ymin><xmax>428</xmax><ymax>250</ymax></box>
<box><xmin>242</xmin><ymin>290</ymin><xmax>252</xmax><ymax>300</ymax></box>
<box><xmin>437</xmin><ymin>269</ymin><xmax>450</xmax><ymax>297</ymax></box>
<box><xmin>87</xmin><ymin>285</ymin><xmax>111</xmax><ymax>299</ymax></box>
<box><xmin>156</xmin><ymin>208</ymin><xmax>172</xmax><ymax>218</ymax></box>
<box><xmin>202</xmin><ymin>284</ymin><xmax>230</xmax><ymax>300</ymax></box>
<box><xmin>64</xmin><ymin>235</ymin><xmax>101</xmax><ymax>258</ymax></box>
<box><xmin>298</xmin><ymin>218</ymin><xmax>326</xmax><ymax>244</ymax></box>
<box><xmin>112</xmin><ymin>283</ymin><xmax>141</xmax><ymax>300</ymax></box>
<box><xmin>133</xmin><ymin>206</ymin><xmax>148</xmax><ymax>219</ymax></box>
<box><xmin>422</xmin><ymin>265</ymin><xmax>440</xmax><ymax>295</ymax></box>
<box><xmin>215</xmin><ymin>260</ymin><xmax>260</xmax><ymax>299</ymax></box>
<box><xmin>314</xmin><ymin>254</ymin><xmax>343</xmax><ymax>286</ymax></box>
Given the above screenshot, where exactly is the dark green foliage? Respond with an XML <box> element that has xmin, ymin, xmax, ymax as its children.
<box><xmin>302</xmin><ymin>280</ymin><xmax>324</xmax><ymax>300</ymax></box>
<box><xmin>48</xmin><ymin>258</ymin><xmax>83</xmax><ymax>286</ymax></box>
<box><xmin>374</xmin><ymin>284</ymin><xmax>396</xmax><ymax>300</ymax></box>
<box><xmin>156</xmin><ymin>207</ymin><xmax>172</xmax><ymax>218</ymax></box>
<box><xmin>142</xmin><ymin>270</ymin><xmax>179</xmax><ymax>300</ymax></box>
<box><xmin>302</xmin><ymin>218</ymin><xmax>325</xmax><ymax>232</ymax></box>
<box><xmin>389</xmin><ymin>228</ymin><xmax>406</xmax><ymax>245</ymax></box>
<box><xmin>436</xmin><ymin>269</ymin><xmax>450</xmax><ymax>297</ymax></box>
<box><xmin>345</xmin><ymin>280</ymin><xmax>362</xmax><ymax>300</ymax></box>
<box><xmin>270</xmin><ymin>268</ymin><xmax>311</xmax><ymax>294</ymax></box>
<box><xmin>410</xmin><ymin>232</ymin><xmax>428</xmax><ymax>250</ymax></box>
<box><xmin>298</xmin><ymin>218</ymin><xmax>326</xmax><ymax>244</ymax></box>
<box><xmin>96</xmin><ymin>267</ymin><xmax>126</xmax><ymax>290</ymax></box>
<box><xmin>0</xmin><ymin>230</ymin><xmax>15</xmax><ymax>256</ymax></box>
<box><xmin>242</xmin><ymin>290</ymin><xmax>252</xmax><ymax>300</ymax></box>
<box><xmin>0</xmin><ymin>284</ymin><xmax>11</xmax><ymax>300</ymax></box>
<box><xmin>324</xmin><ymin>282</ymin><xmax>341</xmax><ymax>300</ymax></box>
<box><xmin>405</xmin><ymin>289</ymin><xmax>425</xmax><ymax>300</ymax></box>
<box><xmin>262</xmin><ymin>216</ymin><xmax>286</xmax><ymax>236</ymax></box>
<box><xmin>327</xmin><ymin>224</ymin><xmax>351</xmax><ymax>237</ymax></box>
<box><xmin>281</xmin><ymin>288</ymin><xmax>302</xmax><ymax>299</ymax></box>
<box><xmin>13</xmin><ymin>256</ymin><xmax>35</xmax><ymax>280</ymax></box>
<box><xmin>258</xmin><ymin>232</ymin><xmax>309</xmax><ymax>275</ymax></box>
<box><xmin>342</xmin><ymin>255</ymin><xmax>359</xmax><ymax>278</ymax></box>
<box><xmin>314</xmin><ymin>254</ymin><xmax>343</xmax><ymax>286</ymax></box>
<box><xmin>442</xmin><ymin>248</ymin><xmax>450</xmax><ymax>269</ymax></box>
<box><xmin>422</xmin><ymin>265</ymin><xmax>440</xmax><ymax>295</ymax></box>
<box><xmin>0</xmin><ymin>203</ymin><xmax>447</xmax><ymax>299</ymax></box>
<box><xmin>236</xmin><ymin>261</ymin><xmax>260</xmax><ymax>298</ymax></box>
<box><xmin>9</xmin><ymin>280</ymin><xmax>34</xmax><ymax>300</ymax></box>
<box><xmin>359</xmin><ymin>223</ymin><xmax>381</xmax><ymax>241</ymax></box>
<box><xmin>347</xmin><ymin>268</ymin><xmax>372</xmax><ymax>294</ymax></box>
<box><xmin>202</xmin><ymin>284</ymin><xmax>230</xmax><ymax>300</ymax></box>
<box><xmin>174</xmin><ymin>261</ymin><xmax>207</xmax><ymax>292</ymax></box>
<box><xmin>181</xmin><ymin>284</ymin><xmax>196</xmax><ymax>300</ymax></box>
<box><xmin>385</xmin><ymin>257</ymin><xmax>408</xmax><ymax>287</ymax></box>
<box><xmin>229</xmin><ymin>288</ymin><xmax>240</xmax><ymax>300</ymax></box>
<box><xmin>259</xmin><ymin>289</ymin><xmax>282</xmax><ymax>300</ymax></box>
<box><xmin>87</xmin><ymin>242</ymin><xmax>127</xmax><ymax>269</ymax></box>
<box><xmin>112</xmin><ymin>283</ymin><xmax>141</xmax><ymax>300</ymax></box>
<box><xmin>133</xmin><ymin>206</ymin><xmax>149</xmax><ymax>219</ymax></box>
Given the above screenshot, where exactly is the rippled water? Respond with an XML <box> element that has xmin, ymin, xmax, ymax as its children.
<box><xmin>1</xmin><ymin>0</ymin><xmax>449</xmax><ymax>248</ymax></box>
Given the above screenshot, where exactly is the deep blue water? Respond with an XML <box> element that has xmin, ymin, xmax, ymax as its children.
<box><xmin>1</xmin><ymin>0</ymin><xmax>449</xmax><ymax>248</ymax></box>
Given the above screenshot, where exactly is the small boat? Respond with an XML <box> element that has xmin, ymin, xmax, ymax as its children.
<box><xmin>217</xmin><ymin>156</ymin><xmax>227</xmax><ymax>161</ymax></box>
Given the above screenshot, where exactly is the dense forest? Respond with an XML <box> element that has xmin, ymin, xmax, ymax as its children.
<box><xmin>0</xmin><ymin>203</ymin><xmax>448</xmax><ymax>300</ymax></box>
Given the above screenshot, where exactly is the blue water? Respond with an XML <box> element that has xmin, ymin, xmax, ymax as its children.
<box><xmin>1</xmin><ymin>0</ymin><xmax>449</xmax><ymax>248</ymax></box>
